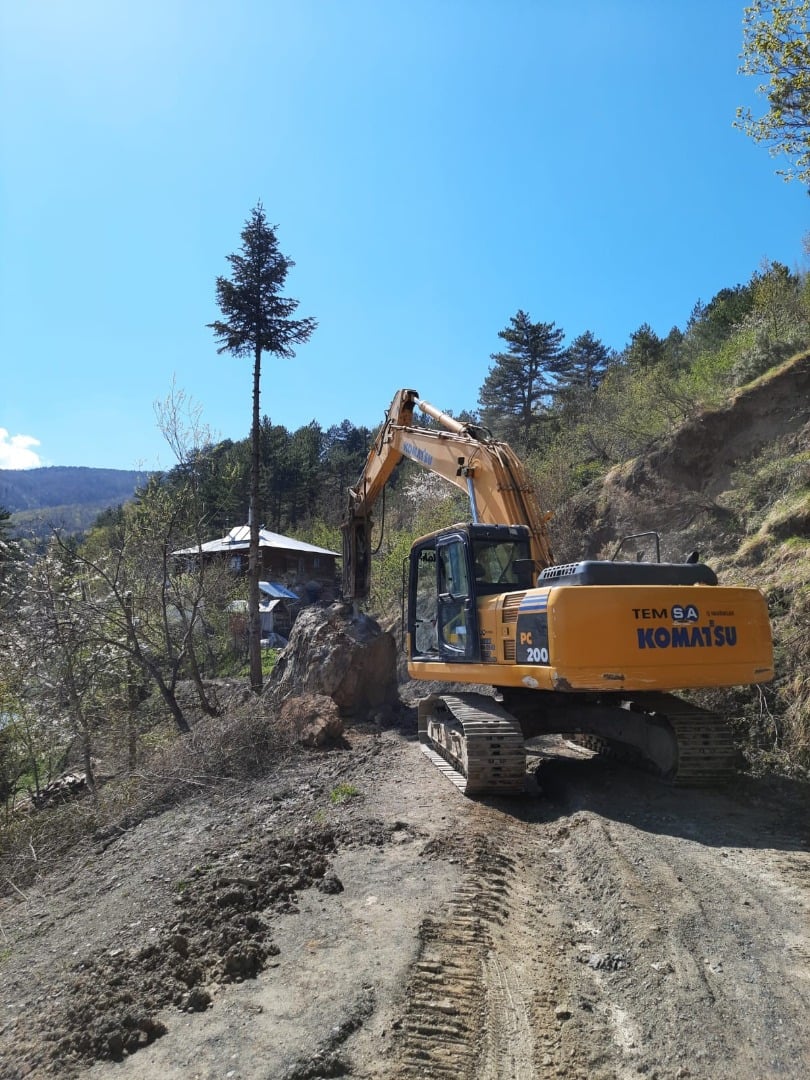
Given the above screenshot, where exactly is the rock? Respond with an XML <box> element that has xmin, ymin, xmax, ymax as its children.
<box><xmin>270</xmin><ymin>603</ymin><xmax>398</xmax><ymax>717</ymax></box>
<box><xmin>30</xmin><ymin>772</ymin><xmax>89</xmax><ymax>809</ymax></box>
<box><xmin>169</xmin><ymin>934</ymin><xmax>189</xmax><ymax>957</ymax></box>
<box><xmin>587</xmin><ymin>952</ymin><xmax>627</xmax><ymax>971</ymax></box>
<box><xmin>184</xmin><ymin>987</ymin><xmax>211</xmax><ymax>1012</ymax></box>
<box><xmin>317</xmin><ymin>872</ymin><xmax>344</xmax><ymax>895</ymax></box>
<box><xmin>279</xmin><ymin>694</ymin><xmax>344</xmax><ymax>746</ymax></box>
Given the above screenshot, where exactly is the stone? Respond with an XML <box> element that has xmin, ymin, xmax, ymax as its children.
<box><xmin>279</xmin><ymin>694</ymin><xmax>344</xmax><ymax>747</ymax></box>
<box><xmin>270</xmin><ymin>603</ymin><xmax>398</xmax><ymax>717</ymax></box>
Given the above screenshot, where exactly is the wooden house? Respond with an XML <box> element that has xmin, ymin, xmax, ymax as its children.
<box><xmin>175</xmin><ymin>525</ymin><xmax>340</xmax><ymax>608</ymax></box>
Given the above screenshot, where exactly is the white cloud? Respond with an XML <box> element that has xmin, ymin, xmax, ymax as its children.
<box><xmin>0</xmin><ymin>429</ymin><xmax>42</xmax><ymax>469</ymax></box>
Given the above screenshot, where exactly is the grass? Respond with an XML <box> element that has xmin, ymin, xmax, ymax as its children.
<box><xmin>329</xmin><ymin>783</ymin><xmax>361</xmax><ymax>805</ymax></box>
<box><xmin>237</xmin><ymin>649</ymin><xmax>280</xmax><ymax>679</ymax></box>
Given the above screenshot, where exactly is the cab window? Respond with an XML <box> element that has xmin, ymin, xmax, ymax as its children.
<box><xmin>472</xmin><ymin>538</ymin><xmax>532</xmax><ymax>592</ymax></box>
<box><xmin>413</xmin><ymin>546</ymin><xmax>438</xmax><ymax>655</ymax></box>
<box><xmin>438</xmin><ymin>539</ymin><xmax>473</xmax><ymax>657</ymax></box>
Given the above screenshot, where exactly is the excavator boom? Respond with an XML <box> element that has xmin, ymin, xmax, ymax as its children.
<box><xmin>342</xmin><ymin>388</ymin><xmax>553</xmax><ymax>599</ymax></box>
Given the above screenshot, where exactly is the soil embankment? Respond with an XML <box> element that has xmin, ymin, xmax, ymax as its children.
<box><xmin>566</xmin><ymin>350</ymin><xmax>810</xmax><ymax>559</ymax></box>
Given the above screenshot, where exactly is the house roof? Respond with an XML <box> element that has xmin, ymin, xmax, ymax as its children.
<box><xmin>173</xmin><ymin>525</ymin><xmax>339</xmax><ymax>558</ymax></box>
<box><xmin>228</xmin><ymin>583</ymin><xmax>297</xmax><ymax>613</ymax></box>
<box><xmin>259</xmin><ymin>581</ymin><xmax>299</xmax><ymax>600</ymax></box>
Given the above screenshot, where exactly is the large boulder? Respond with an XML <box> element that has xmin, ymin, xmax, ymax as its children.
<box><xmin>270</xmin><ymin>603</ymin><xmax>398</xmax><ymax>718</ymax></box>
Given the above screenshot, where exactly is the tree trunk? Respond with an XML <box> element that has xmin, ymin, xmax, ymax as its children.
<box><xmin>124</xmin><ymin>592</ymin><xmax>139</xmax><ymax>771</ymax></box>
<box><xmin>79</xmin><ymin>720</ymin><xmax>97</xmax><ymax>805</ymax></box>
<box><xmin>186</xmin><ymin>641</ymin><xmax>219</xmax><ymax>717</ymax></box>
<box><xmin>126</xmin><ymin>662</ymin><xmax>139</xmax><ymax>772</ymax></box>
<box><xmin>62</xmin><ymin>664</ymin><xmax>97</xmax><ymax>805</ymax></box>
<box><xmin>123</xmin><ymin>610</ymin><xmax>191</xmax><ymax>735</ymax></box>
<box><xmin>150</xmin><ymin>667</ymin><xmax>192</xmax><ymax>734</ymax></box>
<box><xmin>248</xmin><ymin>342</ymin><xmax>263</xmax><ymax>692</ymax></box>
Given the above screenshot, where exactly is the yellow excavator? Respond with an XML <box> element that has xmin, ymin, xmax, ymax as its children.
<box><xmin>342</xmin><ymin>389</ymin><xmax>774</xmax><ymax>794</ymax></box>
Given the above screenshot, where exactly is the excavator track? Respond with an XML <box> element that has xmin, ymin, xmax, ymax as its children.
<box><xmin>633</xmin><ymin>693</ymin><xmax>740</xmax><ymax>785</ymax></box>
<box><xmin>417</xmin><ymin>693</ymin><xmax>526</xmax><ymax>796</ymax></box>
<box><xmin>419</xmin><ymin>690</ymin><xmax>739</xmax><ymax>795</ymax></box>
<box><xmin>571</xmin><ymin>693</ymin><xmax>741</xmax><ymax>785</ymax></box>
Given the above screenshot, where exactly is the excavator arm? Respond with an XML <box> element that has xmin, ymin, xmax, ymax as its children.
<box><xmin>342</xmin><ymin>388</ymin><xmax>553</xmax><ymax>599</ymax></box>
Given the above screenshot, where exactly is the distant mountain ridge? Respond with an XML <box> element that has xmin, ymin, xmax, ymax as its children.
<box><xmin>1</xmin><ymin>466</ymin><xmax>150</xmax><ymax>541</ymax></box>
<box><xmin>0</xmin><ymin>466</ymin><xmax>148</xmax><ymax>514</ymax></box>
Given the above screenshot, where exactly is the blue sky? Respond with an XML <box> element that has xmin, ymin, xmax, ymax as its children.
<box><xmin>1</xmin><ymin>0</ymin><xmax>807</xmax><ymax>472</ymax></box>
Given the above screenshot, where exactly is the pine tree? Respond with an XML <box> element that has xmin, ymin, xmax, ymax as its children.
<box><xmin>209</xmin><ymin>204</ymin><xmax>316</xmax><ymax>691</ymax></box>
<box><xmin>553</xmin><ymin>330</ymin><xmax>612</xmax><ymax>395</ymax></box>
<box><xmin>478</xmin><ymin>310</ymin><xmax>564</xmax><ymax>448</ymax></box>
<box><xmin>624</xmin><ymin>323</ymin><xmax>665</xmax><ymax>371</ymax></box>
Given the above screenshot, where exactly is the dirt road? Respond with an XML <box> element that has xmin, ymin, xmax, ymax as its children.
<box><xmin>1</xmin><ymin>719</ymin><xmax>808</xmax><ymax>1079</ymax></box>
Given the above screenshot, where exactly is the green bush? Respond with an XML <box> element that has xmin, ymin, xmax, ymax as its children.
<box><xmin>329</xmin><ymin>782</ymin><xmax>360</xmax><ymax>804</ymax></box>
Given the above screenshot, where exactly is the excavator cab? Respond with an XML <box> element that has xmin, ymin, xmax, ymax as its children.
<box><xmin>408</xmin><ymin>523</ymin><xmax>533</xmax><ymax>663</ymax></box>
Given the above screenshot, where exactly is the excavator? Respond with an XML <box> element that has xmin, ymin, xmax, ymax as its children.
<box><xmin>342</xmin><ymin>389</ymin><xmax>774</xmax><ymax>795</ymax></box>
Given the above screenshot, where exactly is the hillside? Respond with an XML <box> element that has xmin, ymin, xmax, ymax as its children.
<box><xmin>0</xmin><ymin>466</ymin><xmax>147</xmax><ymax>512</ymax></box>
<box><xmin>0</xmin><ymin>466</ymin><xmax>148</xmax><ymax>539</ymax></box>
<box><xmin>555</xmin><ymin>350</ymin><xmax>810</xmax><ymax>773</ymax></box>
<box><xmin>563</xmin><ymin>350</ymin><xmax>810</xmax><ymax>563</ymax></box>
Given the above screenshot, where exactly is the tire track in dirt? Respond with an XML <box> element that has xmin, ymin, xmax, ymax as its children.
<box><xmin>511</xmin><ymin>772</ymin><xmax>810</xmax><ymax>1079</ymax></box>
<box><xmin>390</xmin><ymin>810</ymin><xmax>596</xmax><ymax>1079</ymax></box>
<box><xmin>485</xmin><ymin>814</ymin><xmax>621</xmax><ymax>1080</ymax></box>
<box><xmin>390</xmin><ymin>758</ymin><xmax>810</xmax><ymax>1080</ymax></box>
<box><xmin>392</xmin><ymin>838</ymin><xmax>514</xmax><ymax>1077</ymax></box>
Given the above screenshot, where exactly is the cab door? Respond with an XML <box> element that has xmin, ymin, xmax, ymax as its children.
<box><xmin>436</xmin><ymin>533</ymin><xmax>480</xmax><ymax>663</ymax></box>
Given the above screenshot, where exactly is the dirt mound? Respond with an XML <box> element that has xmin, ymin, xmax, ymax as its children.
<box><xmin>8</xmin><ymin>822</ymin><xmax>339</xmax><ymax>1076</ymax></box>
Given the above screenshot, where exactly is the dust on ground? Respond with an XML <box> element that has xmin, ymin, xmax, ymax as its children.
<box><xmin>1</xmin><ymin>716</ymin><xmax>809</xmax><ymax>1080</ymax></box>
